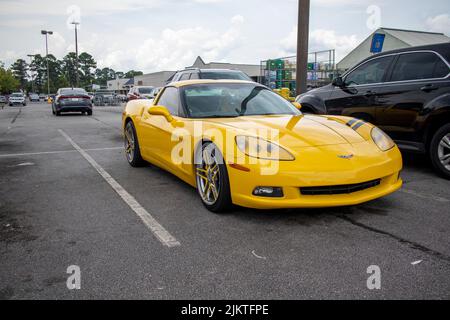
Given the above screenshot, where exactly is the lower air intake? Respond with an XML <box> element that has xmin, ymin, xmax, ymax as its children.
<box><xmin>300</xmin><ymin>179</ymin><xmax>381</xmax><ymax>195</ymax></box>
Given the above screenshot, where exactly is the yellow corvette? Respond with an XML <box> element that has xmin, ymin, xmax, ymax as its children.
<box><xmin>122</xmin><ymin>80</ymin><xmax>402</xmax><ymax>212</ymax></box>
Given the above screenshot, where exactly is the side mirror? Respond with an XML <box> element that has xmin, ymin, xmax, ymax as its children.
<box><xmin>148</xmin><ymin>105</ymin><xmax>173</xmax><ymax>122</ymax></box>
<box><xmin>292</xmin><ymin>102</ymin><xmax>302</xmax><ymax>110</ymax></box>
<box><xmin>332</xmin><ymin>76</ymin><xmax>344</xmax><ymax>87</ymax></box>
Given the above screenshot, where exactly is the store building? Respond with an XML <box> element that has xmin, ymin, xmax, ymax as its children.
<box><xmin>337</xmin><ymin>27</ymin><xmax>450</xmax><ymax>71</ymax></box>
<box><xmin>134</xmin><ymin>56</ymin><xmax>261</xmax><ymax>87</ymax></box>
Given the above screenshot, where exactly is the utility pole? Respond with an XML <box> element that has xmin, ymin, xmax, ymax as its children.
<box><xmin>296</xmin><ymin>0</ymin><xmax>310</xmax><ymax>95</ymax></box>
<box><xmin>71</xmin><ymin>21</ymin><xmax>80</xmax><ymax>87</ymax></box>
<box><xmin>27</xmin><ymin>54</ymin><xmax>36</xmax><ymax>93</ymax></box>
<box><xmin>41</xmin><ymin>30</ymin><xmax>53</xmax><ymax>95</ymax></box>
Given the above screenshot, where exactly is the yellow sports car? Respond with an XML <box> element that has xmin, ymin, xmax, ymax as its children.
<box><xmin>122</xmin><ymin>80</ymin><xmax>402</xmax><ymax>212</ymax></box>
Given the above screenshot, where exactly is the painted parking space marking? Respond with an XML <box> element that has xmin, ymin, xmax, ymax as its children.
<box><xmin>400</xmin><ymin>188</ymin><xmax>450</xmax><ymax>203</ymax></box>
<box><xmin>0</xmin><ymin>147</ymin><xmax>122</xmax><ymax>158</ymax></box>
<box><xmin>58</xmin><ymin>129</ymin><xmax>180</xmax><ymax>248</ymax></box>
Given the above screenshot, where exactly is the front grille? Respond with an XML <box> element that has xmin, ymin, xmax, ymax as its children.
<box><xmin>300</xmin><ymin>179</ymin><xmax>381</xmax><ymax>196</ymax></box>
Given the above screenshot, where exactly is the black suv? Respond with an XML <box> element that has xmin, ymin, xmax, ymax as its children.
<box><xmin>167</xmin><ymin>68</ymin><xmax>253</xmax><ymax>83</ymax></box>
<box><xmin>297</xmin><ymin>43</ymin><xmax>450</xmax><ymax>178</ymax></box>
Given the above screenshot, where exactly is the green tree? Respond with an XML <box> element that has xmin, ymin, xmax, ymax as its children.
<box><xmin>62</xmin><ymin>52</ymin><xmax>80</xmax><ymax>87</ymax></box>
<box><xmin>124</xmin><ymin>70</ymin><xmax>143</xmax><ymax>78</ymax></box>
<box><xmin>94</xmin><ymin>67</ymin><xmax>116</xmax><ymax>86</ymax></box>
<box><xmin>11</xmin><ymin>59</ymin><xmax>28</xmax><ymax>90</ymax></box>
<box><xmin>29</xmin><ymin>54</ymin><xmax>47</xmax><ymax>93</ymax></box>
<box><xmin>78</xmin><ymin>52</ymin><xmax>97</xmax><ymax>89</ymax></box>
<box><xmin>0</xmin><ymin>63</ymin><xmax>20</xmax><ymax>94</ymax></box>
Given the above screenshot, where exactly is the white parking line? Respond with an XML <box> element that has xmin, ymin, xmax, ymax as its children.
<box><xmin>58</xmin><ymin>129</ymin><xmax>180</xmax><ymax>248</ymax></box>
<box><xmin>400</xmin><ymin>188</ymin><xmax>450</xmax><ymax>203</ymax></box>
<box><xmin>0</xmin><ymin>147</ymin><xmax>122</xmax><ymax>158</ymax></box>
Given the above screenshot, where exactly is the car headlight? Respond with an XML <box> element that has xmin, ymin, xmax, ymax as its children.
<box><xmin>371</xmin><ymin>127</ymin><xmax>395</xmax><ymax>151</ymax></box>
<box><xmin>235</xmin><ymin>136</ymin><xmax>295</xmax><ymax>161</ymax></box>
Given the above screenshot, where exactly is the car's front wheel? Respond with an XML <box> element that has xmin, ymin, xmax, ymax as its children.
<box><xmin>430</xmin><ymin>123</ymin><xmax>450</xmax><ymax>179</ymax></box>
<box><xmin>195</xmin><ymin>142</ymin><xmax>232</xmax><ymax>213</ymax></box>
<box><xmin>124</xmin><ymin>120</ymin><xmax>145</xmax><ymax>167</ymax></box>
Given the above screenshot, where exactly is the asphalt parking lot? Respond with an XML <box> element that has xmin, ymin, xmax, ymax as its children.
<box><xmin>0</xmin><ymin>101</ymin><xmax>449</xmax><ymax>299</ymax></box>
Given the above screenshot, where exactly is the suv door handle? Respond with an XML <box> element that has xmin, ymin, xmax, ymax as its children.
<box><xmin>364</xmin><ymin>90</ymin><xmax>376</xmax><ymax>97</ymax></box>
<box><xmin>421</xmin><ymin>84</ymin><xmax>438</xmax><ymax>92</ymax></box>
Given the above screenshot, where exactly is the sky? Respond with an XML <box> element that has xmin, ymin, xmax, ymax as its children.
<box><xmin>0</xmin><ymin>0</ymin><xmax>449</xmax><ymax>73</ymax></box>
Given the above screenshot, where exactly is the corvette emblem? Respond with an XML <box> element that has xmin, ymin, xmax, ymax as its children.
<box><xmin>337</xmin><ymin>154</ymin><xmax>354</xmax><ymax>159</ymax></box>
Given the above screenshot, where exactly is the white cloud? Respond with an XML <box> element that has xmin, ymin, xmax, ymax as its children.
<box><xmin>92</xmin><ymin>15</ymin><xmax>245</xmax><ymax>72</ymax></box>
<box><xmin>425</xmin><ymin>14</ymin><xmax>450</xmax><ymax>35</ymax></box>
<box><xmin>280</xmin><ymin>26</ymin><xmax>360</xmax><ymax>61</ymax></box>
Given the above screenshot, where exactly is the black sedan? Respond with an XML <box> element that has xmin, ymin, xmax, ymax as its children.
<box><xmin>52</xmin><ymin>88</ymin><xmax>93</xmax><ymax>116</ymax></box>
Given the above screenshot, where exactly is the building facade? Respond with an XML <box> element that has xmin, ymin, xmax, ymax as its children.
<box><xmin>337</xmin><ymin>28</ymin><xmax>450</xmax><ymax>71</ymax></box>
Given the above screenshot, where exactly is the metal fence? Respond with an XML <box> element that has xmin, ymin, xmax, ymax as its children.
<box><xmin>260</xmin><ymin>49</ymin><xmax>337</xmax><ymax>95</ymax></box>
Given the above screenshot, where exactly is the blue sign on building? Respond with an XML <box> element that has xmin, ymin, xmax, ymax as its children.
<box><xmin>370</xmin><ymin>33</ymin><xmax>385</xmax><ymax>53</ymax></box>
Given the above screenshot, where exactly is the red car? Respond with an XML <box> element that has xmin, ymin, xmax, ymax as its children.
<box><xmin>127</xmin><ymin>86</ymin><xmax>155</xmax><ymax>101</ymax></box>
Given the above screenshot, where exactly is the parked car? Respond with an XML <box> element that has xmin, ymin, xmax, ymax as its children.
<box><xmin>127</xmin><ymin>86</ymin><xmax>155</xmax><ymax>101</ymax></box>
<box><xmin>296</xmin><ymin>43</ymin><xmax>450</xmax><ymax>179</ymax></box>
<box><xmin>52</xmin><ymin>88</ymin><xmax>92</xmax><ymax>116</ymax></box>
<box><xmin>8</xmin><ymin>92</ymin><xmax>26</xmax><ymax>106</ymax></box>
<box><xmin>29</xmin><ymin>93</ymin><xmax>40</xmax><ymax>102</ymax></box>
<box><xmin>39</xmin><ymin>93</ymin><xmax>46</xmax><ymax>101</ymax></box>
<box><xmin>123</xmin><ymin>79</ymin><xmax>402</xmax><ymax>212</ymax></box>
<box><xmin>0</xmin><ymin>95</ymin><xmax>6</xmax><ymax>104</ymax></box>
<box><xmin>167</xmin><ymin>68</ymin><xmax>253</xmax><ymax>83</ymax></box>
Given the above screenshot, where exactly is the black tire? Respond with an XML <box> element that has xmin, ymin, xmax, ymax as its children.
<box><xmin>55</xmin><ymin>110</ymin><xmax>61</xmax><ymax>116</ymax></box>
<box><xmin>430</xmin><ymin>123</ymin><xmax>450</xmax><ymax>179</ymax></box>
<box><xmin>124</xmin><ymin>120</ymin><xmax>145</xmax><ymax>167</ymax></box>
<box><xmin>195</xmin><ymin>142</ymin><xmax>232</xmax><ymax>213</ymax></box>
<box><xmin>87</xmin><ymin>110</ymin><xmax>92</xmax><ymax>116</ymax></box>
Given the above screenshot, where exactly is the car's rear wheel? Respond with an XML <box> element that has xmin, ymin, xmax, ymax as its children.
<box><xmin>430</xmin><ymin>123</ymin><xmax>450</xmax><ymax>179</ymax></box>
<box><xmin>87</xmin><ymin>110</ymin><xmax>92</xmax><ymax>116</ymax></box>
<box><xmin>124</xmin><ymin>120</ymin><xmax>145</xmax><ymax>167</ymax></box>
<box><xmin>195</xmin><ymin>142</ymin><xmax>232</xmax><ymax>213</ymax></box>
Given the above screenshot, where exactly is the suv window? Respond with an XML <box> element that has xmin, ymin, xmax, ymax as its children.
<box><xmin>156</xmin><ymin>87</ymin><xmax>179</xmax><ymax>115</ymax></box>
<box><xmin>179</xmin><ymin>73</ymin><xmax>190</xmax><ymax>81</ymax></box>
<box><xmin>345</xmin><ymin>56</ymin><xmax>393</xmax><ymax>86</ymax></box>
<box><xmin>189</xmin><ymin>72</ymin><xmax>199</xmax><ymax>79</ymax></box>
<box><xmin>433</xmin><ymin>57</ymin><xmax>450</xmax><ymax>78</ymax></box>
<box><xmin>391</xmin><ymin>52</ymin><xmax>449</xmax><ymax>81</ymax></box>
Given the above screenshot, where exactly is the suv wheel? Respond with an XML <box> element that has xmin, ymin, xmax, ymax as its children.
<box><xmin>430</xmin><ymin>124</ymin><xmax>450</xmax><ymax>179</ymax></box>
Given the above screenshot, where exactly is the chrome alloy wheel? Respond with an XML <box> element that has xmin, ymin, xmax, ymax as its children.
<box><xmin>196</xmin><ymin>146</ymin><xmax>221</xmax><ymax>205</ymax></box>
<box><xmin>438</xmin><ymin>133</ymin><xmax>450</xmax><ymax>171</ymax></box>
<box><xmin>124</xmin><ymin>123</ymin><xmax>135</xmax><ymax>163</ymax></box>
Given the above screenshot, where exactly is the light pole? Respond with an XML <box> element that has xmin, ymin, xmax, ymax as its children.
<box><xmin>41</xmin><ymin>30</ymin><xmax>53</xmax><ymax>95</ymax></box>
<box><xmin>27</xmin><ymin>54</ymin><xmax>36</xmax><ymax>93</ymax></box>
<box><xmin>296</xmin><ymin>0</ymin><xmax>310</xmax><ymax>95</ymax></box>
<box><xmin>71</xmin><ymin>21</ymin><xmax>80</xmax><ymax>87</ymax></box>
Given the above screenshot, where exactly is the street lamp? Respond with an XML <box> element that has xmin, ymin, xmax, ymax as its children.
<box><xmin>70</xmin><ymin>21</ymin><xmax>80</xmax><ymax>87</ymax></box>
<box><xmin>27</xmin><ymin>54</ymin><xmax>36</xmax><ymax>93</ymax></box>
<box><xmin>41</xmin><ymin>30</ymin><xmax>53</xmax><ymax>95</ymax></box>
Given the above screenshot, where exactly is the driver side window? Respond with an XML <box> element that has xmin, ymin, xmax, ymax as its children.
<box><xmin>156</xmin><ymin>87</ymin><xmax>179</xmax><ymax>115</ymax></box>
<box><xmin>345</xmin><ymin>56</ymin><xmax>394</xmax><ymax>87</ymax></box>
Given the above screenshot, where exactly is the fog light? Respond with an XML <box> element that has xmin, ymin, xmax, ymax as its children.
<box><xmin>252</xmin><ymin>187</ymin><xmax>283</xmax><ymax>197</ymax></box>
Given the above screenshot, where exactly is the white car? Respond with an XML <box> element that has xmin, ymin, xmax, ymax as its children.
<box><xmin>9</xmin><ymin>93</ymin><xmax>26</xmax><ymax>106</ymax></box>
<box><xmin>29</xmin><ymin>93</ymin><xmax>40</xmax><ymax>102</ymax></box>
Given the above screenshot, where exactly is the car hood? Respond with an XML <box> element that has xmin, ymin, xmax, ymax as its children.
<box><xmin>204</xmin><ymin>114</ymin><xmax>367</xmax><ymax>148</ymax></box>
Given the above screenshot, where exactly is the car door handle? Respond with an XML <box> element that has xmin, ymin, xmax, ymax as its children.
<box><xmin>421</xmin><ymin>84</ymin><xmax>438</xmax><ymax>92</ymax></box>
<box><xmin>364</xmin><ymin>90</ymin><xmax>376</xmax><ymax>97</ymax></box>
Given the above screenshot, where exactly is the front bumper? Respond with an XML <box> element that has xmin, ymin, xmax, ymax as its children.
<box><xmin>226</xmin><ymin>142</ymin><xmax>403</xmax><ymax>209</ymax></box>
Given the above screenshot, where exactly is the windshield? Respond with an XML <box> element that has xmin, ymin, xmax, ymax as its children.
<box><xmin>11</xmin><ymin>93</ymin><xmax>23</xmax><ymax>97</ymax></box>
<box><xmin>200</xmin><ymin>71</ymin><xmax>251</xmax><ymax>81</ymax></box>
<box><xmin>181</xmin><ymin>84</ymin><xmax>301</xmax><ymax>118</ymax></box>
<box><xmin>60</xmin><ymin>89</ymin><xmax>87</xmax><ymax>95</ymax></box>
<box><xmin>138</xmin><ymin>87</ymin><xmax>154</xmax><ymax>94</ymax></box>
